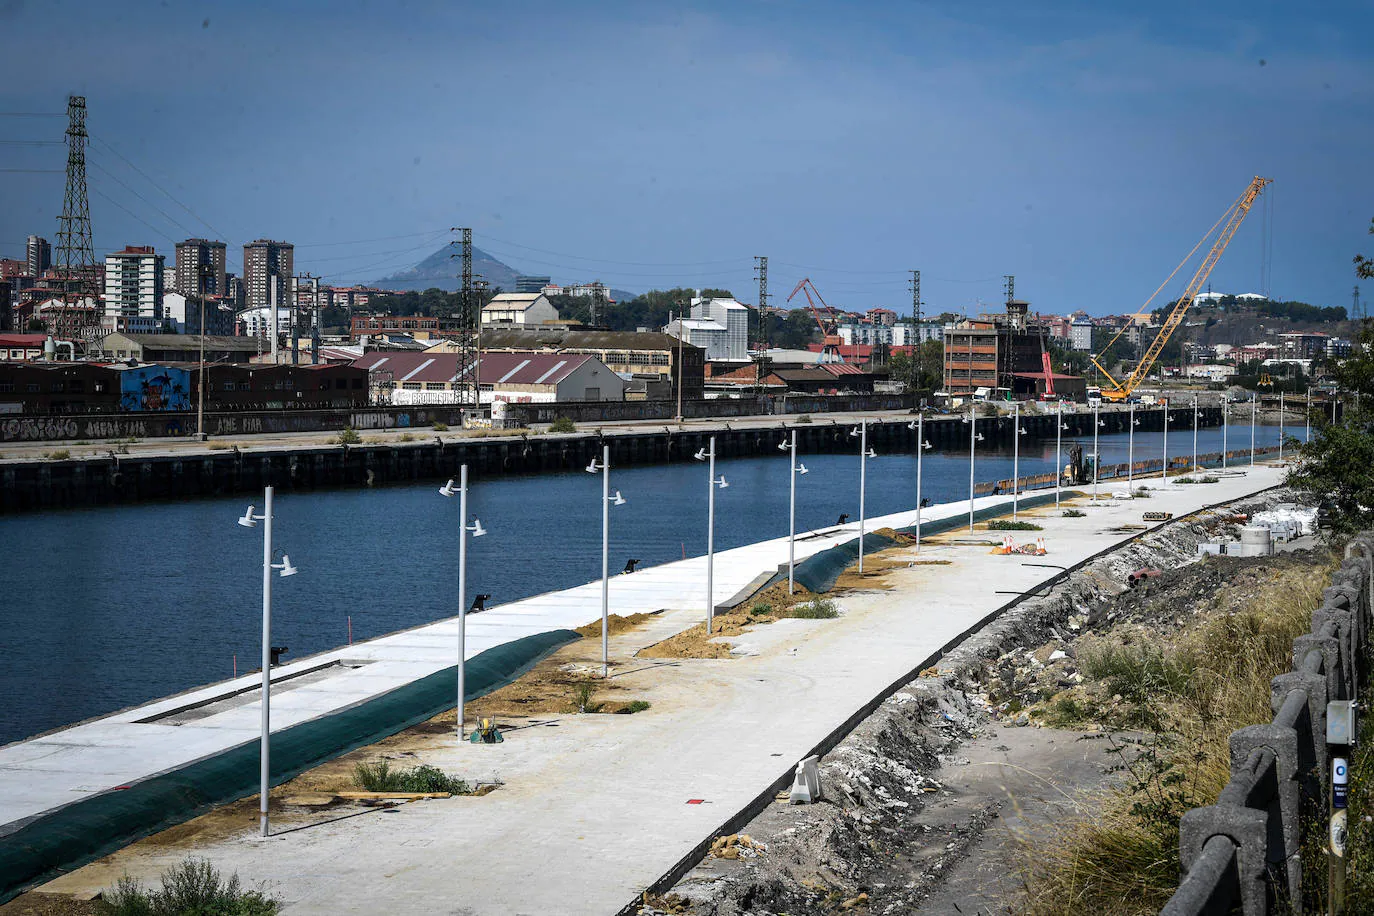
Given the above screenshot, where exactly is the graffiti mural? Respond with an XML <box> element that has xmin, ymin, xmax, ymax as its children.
<box><xmin>117</xmin><ymin>366</ymin><xmax>191</xmax><ymax>412</ymax></box>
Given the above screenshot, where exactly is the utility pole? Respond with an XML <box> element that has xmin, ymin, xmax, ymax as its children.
<box><xmin>1355</xmin><ymin>285</ymin><xmax>1364</xmax><ymax>324</ymax></box>
<box><xmin>590</xmin><ymin>283</ymin><xmax>606</xmax><ymax>328</ymax></box>
<box><xmin>754</xmin><ymin>256</ymin><xmax>770</xmax><ymax>395</ymax></box>
<box><xmin>1003</xmin><ymin>274</ymin><xmax>1015</xmax><ymax>305</ymax></box>
<box><xmin>451</xmin><ymin>228</ymin><xmax>477</xmax><ymax>410</ymax></box>
<box><xmin>56</xmin><ymin>95</ymin><xmax>96</xmax><ymax>340</ymax></box>
<box><xmin>909</xmin><ymin>269</ymin><xmax>922</xmax><ymax>392</ymax></box>
<box><xmin>474</xmin><ymin>278</ymin><xmax>488</xmax><ymax>414</ymax></box>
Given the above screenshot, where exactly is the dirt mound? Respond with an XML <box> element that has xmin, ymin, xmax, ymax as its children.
<box><xmin>574</xmin><ymin>612</ymin><xmax>656</xmax><ymax>638</ymax></box>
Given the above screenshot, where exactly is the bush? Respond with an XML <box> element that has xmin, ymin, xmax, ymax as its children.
<box><xmin>44</xmin><ymin>450</ymin><xmax>71</xmax><ymax>460</ymax></box>
<box><xmin>795</xmin><ymin>414</ymin><xmax>813</xmax><ymax>424</ymax></box>
<box><xmin>100</xmin><ymin>858</ymin><xmax>278</xmax><ymax>916</ymax></box>
<box><xmin>572</xmin><ymin>680</ymin><xmax>599</xmax><ymax>713</ymax></box>
<box><xmin>1133</xmin><ymin>487</ymin><xmax>1151</xmax><ymax>498</ymax></box>
<box><xmin>786</xmin><ymin>598</ymin><xmax>839</xmax><ymax>619</ymax></box>
<box><xmin>749</xmin><ymin>602</ymin><xmax>774</xmax><ymax>617</ymax></box>
<box><xmin>352</xmin><ymin>759</ymin><xmax>470</xmax><ymax>794</ymax></box>
<box><xmin>618</xmin><ymin>700</ymin><xmax>652</xmax><ymax>714</ymax></box>
<box><xmin>548</xmin><ymin>417</ymin><xmax>577</xmax><ymax>433</ymax></box>
<box><xmin>432</xmin><ymin>421</ymin><xmax>449</xmax><ymax>431</ymax></box>
<box><xmin>1062</xmin><ymin>508</ymin><xmax>1086</xmax><ymax>517</ymax></box>
<box><xmin>334</xmin><ymin>426</ymin><xmax>361</xmax><ymax>445</ymax></box>
<box><xmin>398</xmin><ymin>432</ymin><xmax>415</xmax><ymax>442</ymax></box>
<box><xmin>987</xmin><ymin>519</ymin><xmax>1042</xmax><ymax>531</ymax></box>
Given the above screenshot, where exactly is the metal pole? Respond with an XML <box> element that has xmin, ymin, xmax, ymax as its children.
<box><xmin>788</xmin><ymin>429</ymin><xmax>797</xmax><ymax>594</ymax></box>
<box><xmin>1251</xmin><ymin>397</ymin><xmax>1257</xmax><ymax>467</ymax></box>
<box><xmin>915</xmin><ymin>413</ymin><xmax>924</xmax><ymax>548</ymax></box>
<box><xmin>858</xmin><ymin>421</ymin><xmax>867</xmax><ymax>572</ymax></box>
<box><xmin>1092</xmin><ymin>402</ymin><xmax>1100</xmax><ymax>500</ymax></box>
<box><xmin>1192</xmin><ymin>395</ymin><xmax>1199</xmax><ymax>472</ymax></box>
<box><xmin>1306</xmin><ymin>387</ymin><xmax>1312</xmax><ymax>443</ymax></box>
<box><xmin>457</xmin><ymin>464</ymin><xmax>468</xmax><ymax>738</ymax></box>
<box><xmin>1279</xmin><ymin>391</ymin><xmax>1285</xmax><ymax>462</ymax></box>
<box><xmin>1222</xmin><ymin>397</ymin><xmax>1229</xmax><ymax>468</ymax></box>
<box><xmin>1012</xmin><ymin>403</ymin><xmax>1020</xmax><ymax>520</ymax></box>
<box><xmin>706</xmin><ymin>436</ymin><xmax>716</xmax><ymax>633</ymax></box>
<box><xmin>1162</xmin><ymin>405</ymin><xmax>1169</xmax><ymax>481</ymax></box>
<box><xmin>1127</xmin><ymin>403</ymin><xmax>1135</xmax><ymax>492</ymax></box>
<box><xmin>968</xmin><ymin>405</ymin><xmax>976</xmax><ymax>532</ymax></box>
<box><xmin>1055</xmin><ymin>400</ymin><xmax>1062</xmax><ymax>508</ymax></box>
<box><xmin>601</xmin><ymin>444</ymin><xmax>610</xmax><ymax>677</ymax></box>
<box><xmin>197</xmin><ymin>295</ymin><xmax>206</xmax><ymax>441</ymax></box>
<box><xmin>259</xmin><ymin>485</ymin><xmax>273</xmax><ymax>838</ymax></box>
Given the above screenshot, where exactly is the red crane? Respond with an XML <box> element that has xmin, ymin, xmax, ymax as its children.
<box><xmin>1036</xmin><ymin>314</ymin><xmax>1056</xmax><ymax>399</ymax></box>
<box><xmin>786</xmin><ymin>278</ymin><xmax>844</xmax><ymax>359</ymax></box>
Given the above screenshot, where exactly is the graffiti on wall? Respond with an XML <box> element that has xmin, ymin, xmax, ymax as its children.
<box><xmin>118</xmin><ymin>367</ymin><xmax>191</xmax><ymax>412</ymax></box>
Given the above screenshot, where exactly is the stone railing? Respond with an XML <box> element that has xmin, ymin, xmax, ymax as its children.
<box><xmin>1160</xmin><ymin>533</ymin><xmax>1371</xmax><ymax>914</ymax></box>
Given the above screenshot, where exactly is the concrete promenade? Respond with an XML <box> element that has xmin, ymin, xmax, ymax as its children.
<box><xmin>11</xmin><ymin>465</ymin><xmax>1285</xmax><ymax>913</ymax></box>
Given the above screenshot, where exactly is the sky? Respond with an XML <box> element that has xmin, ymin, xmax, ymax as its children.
<box><xmin>1</xmin><ymin>0</ymin><xmax>1371</xmax><ymax>317</ymax></box>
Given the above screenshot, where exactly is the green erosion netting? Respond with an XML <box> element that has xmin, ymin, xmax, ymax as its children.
<box><xmin>777</xmin><ymin>491</ymin><xmax>1082</xmax><ymax>595</ymax></box>
<box><xmin>0</xmin><ymin>628</ymin><xmax>580</xmax><ymax>904</ymax></box>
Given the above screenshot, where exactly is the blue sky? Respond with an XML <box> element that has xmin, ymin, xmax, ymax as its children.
<box><xmin>1</xmin><ymin>0</ymin><xmax>1371</xmax><ymax>316</ymax></box>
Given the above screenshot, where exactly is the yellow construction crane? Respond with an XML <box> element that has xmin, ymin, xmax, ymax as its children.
<box><xmin>1093</xmin><ymin>175</ymin><xmax>1272</xmax><ymax>401</ymax></box>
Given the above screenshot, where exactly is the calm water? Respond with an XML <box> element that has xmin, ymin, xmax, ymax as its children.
<box><xmin>0</xmin><ymin>421</ymin><xmax>1289</xmax><ymax>744</ymax></box>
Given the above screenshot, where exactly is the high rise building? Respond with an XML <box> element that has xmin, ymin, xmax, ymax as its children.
<box><xmin>103</xmin><ymin>246</ymin><xmax>165</xmax><ymax>322</ymax></box>
<box><xmin>515</xmin><ymin>275</ymin><xmax>552</xmax><ymax>293</ymax></box>
<box><xmin>25</xmin><ymin>236</ymin><xmax>51</xmax><ymax>277</ymax></box>
<box><xmin>0</xmin><ymin>279</ymin><xmax>12</xmax><ymax>332</ymax></box>
<box><xmin>242</xmin><ymin>239</ymin><xmax>293</xmax><ymax>314</ymax></box>
<box><xmin>174</xmin><ymin>238</ymin><xmax>227</xmax><ymax>296</ymax></box>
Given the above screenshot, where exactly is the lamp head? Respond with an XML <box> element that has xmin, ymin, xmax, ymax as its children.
<box><xmin>585</xmin><ymin>459</ymin><xmax>600</xmax><ymax>474</ymax></box>
<box><xmin>438</xmin><ymin>479</ymin><xmax>457</xmax><ymax>497</ymax></box>
<box><xmin>849</xmin><ymin>426</ymin><xmax>861</xmax><ymax>437</ymax></box>
<box><xmin>237</xmin><ymin>506</ymin><xmax>257</xmax><ymax>528</ymax></box>
<box><xmin>693</xmin><ymin>448</ymin><xmax>707</xmax><ymax>461</ymax></box>
<box><xmin>277</xmin><ymin>555</ymin><xmax>298</xmax><ymax>578</ymax></box>
<box><xmin>796</xmin><ymin>463</ymin><xmax>809</xmax><ymax>475</ymax></box>
<box><xmin>717</xmin><ymin>476</ymin><xmax>729</xmax><ymax>489</ymax></box>
<box><xmin>1018</xmin><ymin>427</ymin><xmax>1026</xmax><ymax>434</ymax></box>
<box><xmin>864</xmin><ymin>448</ymin><xmax>876</xmax><ymax>458</ymax></box>
<box><xmin>922</xmin><ymin>441</ymin><xmax>932</xmax><ymax>450</ymax></box>
<box><xmin>778</xmin><ymin>439</ymin><xmax>789</xmax><ymax>451</ymax></box>
<box><xmin>469</xmin><ymin>518</ymin><xmax>486</xmax><ymax>537</ymax></box>
<box><xmin>975</xmin><ymin>433</ymin><xmax>985</xmax><ymax>441</ymax></box>
<box><xmin>611</xmin><ymin>490</ymin><xmax>626</xmax><ymax>506</ymax></box>
<box><xmin>907</xmin><ymin>420</ymin><xmax>918</xmax><ymax>430</ymax></box>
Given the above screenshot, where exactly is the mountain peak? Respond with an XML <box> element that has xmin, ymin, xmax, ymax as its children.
<box><xmin>372</xmin><ymin>243</ymin><xmax>523</xmax><ymax>292</ymax></box>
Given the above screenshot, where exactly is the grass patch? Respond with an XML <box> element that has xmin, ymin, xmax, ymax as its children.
<box><xmin>1062</xmin><ymin>508</ymin><xmax>1086</xmax><ymax>517</ymax></box>
<box><xmin>786</xmin><ymin>597</ymin><xmax>839</xmax><ymax>619</ymax></box>
<box><xmin>1133</xmin><ymin>487</ymin><xmax>1151</xmax><ymax>498</ymax></box>
<box><xmin>749</xmin><ymin>602</ymin><xmax>774</xmax><ymax>617</ymax></box>
<box><xmin>398</xmin><ymin>432</ymin><xmax>415</xmax><ymax>442</ymax></box>
<box><xmin>987</xmin><ymin>519</ymin><xmax>1043</xmax><ymax>531</ymax></box>
<box><xmin>43</xmin><ymin>449</ymin><xmax>71</xmax><ymax>460</ymax></box>
<box><xmin>352</xmin><ymin>759</ymin><xmax>470</xmax><ymax>794</ymax></box>
<box><xmin>617</xmin><ymin>700</ymin><xmax>652</xmax><ymax>714</ymax></box>
<box><xmin>332</xmin><ymin>426</ymin><xmax>361</xmax><ymax>445</ymax></box>
<box><xmin>794</xmin><ymin>414</ymin><xmax>813</xmax><ymax>423</ymax></box>
<box><xmin>100</xmin><ymin>857</ymin><xmax>278</xmax><ymax>915</ymax></box>
<box><xmin>1016</xmin><ymin>559</ymin><xmax>1334</xmax><ymax>915</ymax></box>
<box><xmin>572</xmin><ymin>680</ymin><xmax>599</xmax><ymax>713</ymax></box>
<box><xmin>1173</xmin><ymin>475</ymin><xmax>1219</xmax><ymax>485</ymax></box>
<box><xmin>208</xmin><ymin>442</ymin><xmax>232</xmax><ymax>450</ymax></box>
<box><xmin>548</xmin><ymin>416</ymin><xmax>577</xmax><ymax>433</ymax></box>
<box><xmin>432</xmin><ymin>421</ymin><xmax>449</xmax><ymax>431</ymax></box>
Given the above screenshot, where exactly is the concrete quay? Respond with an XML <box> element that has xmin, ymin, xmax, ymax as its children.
<box><xmin>12</xmin><ymin>463</ymin><xmax>1285</xmax><ymax>913</ymax></box>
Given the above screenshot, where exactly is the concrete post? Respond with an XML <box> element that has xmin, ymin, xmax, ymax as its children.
<box><xmin>1230</xmin><ymin>724</ymin><xmax>1303</xmax><ymax>900</ymax></box>
<box><xmin>1179</xmin><ymin>805</ymin><xmax>1270</xmax><ymax>915</ymax></box>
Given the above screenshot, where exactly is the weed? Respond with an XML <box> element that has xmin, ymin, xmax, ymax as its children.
<box><xmin>209</xmin><ymin>443</ymin><xmax>231</xmax><ymax>450</ymax></box>
<box><xmin>572</xmin><ymin>680</ymin><xmax>600</xmax><ymax>713</ymax></box>
<box><xmin>749</xmin><ymin>602</ymin><xmax>774</xmax><ymax>617</ymax></box>
<box><xmin>432</xmin><ymin>421</ymin><xmax>449</xmax><ymax>431</ymax></box>
<box><xmin>352</xmin><ymin>759</ymin><xmax>470</xmax><ymax>794</ymax></box>
<box><xmin>618</xmin><ymin>700</ymin><xmax>652</xmax><ymax>714</ymax></box>
<box><xmin>45</xmin><ymin>449</ymin><xmax>71</xmax><ymax>460</ymax></box>
<box><xmin>363</xmin><ymin>436</ymin><xmax>383</xmax><ymax>444</ymax></box>
<box><xmin>398</xmin><ymin>432</ymin><xmax>415</xmax><ymax>442</ymax></box>
<box><xmin>1062</xmin><ymin>508</ymin><xmax>1086</xmax><ymax>517</ymax></box>
<box><xmin>988</xmin><ymin>519</ymin><xmax>1043</xmax><ymax>531</ymax></box>
<box><xmin>548</xmin><ymin>416</ymin><xmax>577</xmax><ymax>433</ymax></box>
<box><xmin>1133</xmin><ymin>487</ymin><xmax>1151</xmax><ymax>498</ymax></box>
<box><xmin>795</xmin><ymin>414</ymin><xmax>813</xmax><ymax>423</ymax></box>
<box><xmin>786</xmin><ymin>598</ymin><xmax>839</xmax><ymax>619</ymax></box>
<box><xmin>72</xmin><ymin>440</ymin><xmax>90</xmax><ymax>445</ymax></box>
<box><xmin>333</xmin><ymin>426</ymin><xmax>361</xmax><ymax>445</ymax></box>
<box><xmin>100</xmin><ymin>857</ymin><xmax>278</xmax><ymax>916</ymax></box>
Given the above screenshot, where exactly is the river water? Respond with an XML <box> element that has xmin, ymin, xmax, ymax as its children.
<box><xmin>0</xmin><ymin>422</ymin><xmax>1291</xmax><ymax>744</ymax></box>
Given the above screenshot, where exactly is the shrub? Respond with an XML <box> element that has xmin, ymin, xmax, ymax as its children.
<box><xmin>352</xmin><ymin>759</ymin><xmax>470</xmax><ymax>794</ymax></box>
<box><xmin>618</xmin><ymin>700</ymin><xmax>652</xmax><ymax>714</ymax></box>
<box><xmin>548</xmin><ymin>417</ymin><xmax>577</xmax><ymax>433</ymax></box>
<box><xmin>334</xmin><ymin>426</ymin><xmax>361</xmax><ymax>445</ymax></box>
<box><xmin>398</xmin><ymin>432</ymin><xmax>415</xmax><ymax>442</ymax></box>
<box><xmin>1133</xmin><ymin>487</ymin><xmax>1151</xmax><ymax>498</ymax></box>
<box><xmin>432</xmin><ymin>421</ymin><xmax>449</xmax><ymax>431</ymax></box>
<box><xmin>572</xmin><ymin>680</ymin><xmax>598</xmax><ymax>713</ymax></box>
<box><xmin>46</xmin><ymin>449</ymin><xmax>71</xmax><ymax>460</ymax></box>
<box><xmin>987</xmin><ymin>519</ymin><xmax>1042</xmax><ymax>531</ymax></box>
<box><xmin>749</xmin><ymin>602</ymin><xmax>774</xmax><ymax>617</ymax></box>
<box><xmin>786</xmin><ymin>597</ymin><xmax>839</xmax><ymax>619</ymax></box>
<box><xmin>100</xmin><ymin>857</ymin><xmax>278</xmax><ymax>916</ymax></box>
<box><xmin>1062</xmin><ymin>508</ymin><xmax>1086</xmax><ymax>517</ymax></box>
<box><xmin>795</xmin><ymin>414</ymin><xmax>813</xmax><ymax>424</ymax></box>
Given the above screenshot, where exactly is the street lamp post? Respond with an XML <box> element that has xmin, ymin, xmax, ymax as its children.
<box><xmin>907</xmin><ymin>414</ymin><xmax>931</xmax><ymax>548</ymax></box>
<box><xmin>966</xmin><ymin>405</ymin><xmax>979</xmax><ymax>532</ymax></box>
<box><xmin>848</xmin><ymin>421</ymin><xmax>875</xmax><ymax>571</ymax></box>
<box><xmin>236</xmin><ymin>487</ymin><xmax>298</xmax><ymax>838</ymax></box>
<box><xmin>585</xmin><ymin>446</ymin><xmax>625</xmax><ymax>677</ymax></box>
<box><xmin>778</xmin><ymin>431</ymin><xmax>808</xmax><ymax>594</ymax></box>
<box><xmin>1306</xmin><ymin>387</ymin><xmax>1312</xmax><ymax>443</ymax></box>
<box><xmin>694</xmin><ymin>437</ymin><xmax>729</xmax><ymax>631</ymax></box>
<box><xmin>1092</xmin><ymin>402</ymin><xmax>1102</xmax><ymax>501</ymax></box>
<box><xmin>1127</xmin><ymin>403</ymin><xmax>1137</xmax><ymax>492</ymax></box>
<box><xmin>1279</xmin><ymin>391</ymin><xmax>1285</xmax><ymax>462</ymax></box>
<box><xmin>1011</xmin><ymin>403</ymin><xmax>1026</xmax><ymax>519</ymax></box>
<box><xmin>439</xmin><ymin>467</ymin><xmax>486</xmax><ymax>738</ymax></box>
<box><xmin>1222</xmin><ymin>396</ymin><xmax>1229</xmax><ymax>469</ymax></box>
<box><xmin>1162</xmin><ymin>404</ymin><xmax>1170</xmax><ymax>482</ymax></box>
<box><xmin>1251</xmin><ymin>396</ymin><xmax>1257</xmax><ymax>467</ymax></box>
<box><xmin>1055</xmin><ymin>401</ymin><xmax>1065</xmax><ymax>508</ymax></box>
<box><xmin>1192</xmin><ymin>395</ymin><xmax>1199</xmax><ymax>473</ymax></box>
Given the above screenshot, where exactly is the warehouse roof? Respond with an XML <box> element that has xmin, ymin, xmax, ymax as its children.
<box><xmin>351</xmin><ymin>351</ymin><xmax>598</xmax><ymax>386</ymax></box>
<box><xmin>475</xmin><ymin>329</ymin><xmax>699</xmax><ymax>352</ymax></box>
<box><xmin>104</xmin><ymin>333</ymin><xmax>261</xmax><ymax>351</ymax></box>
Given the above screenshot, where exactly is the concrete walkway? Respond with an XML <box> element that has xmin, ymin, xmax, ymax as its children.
<box><xmin>13</xmin><ymin>466</ymin><xmax>1285</xmax><ymax>913</ymax></box>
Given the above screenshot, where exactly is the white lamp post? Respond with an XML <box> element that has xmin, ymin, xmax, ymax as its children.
<box><xmin>694</xmin><ymin>438</ymin><xmax>729</xmax><ymax>632</ymax></box>
<box><xmin>1127</xmin><ymin>403</ymin><xmax>1138</xmax><ymax>492</ymax></box>
<box><xmin>848</xmin><ymin>421</ymin><xmax>876</xmax><ymax>571</ymax></box>
<box><xmin>1011</xmin><ymin>403</ymin><xmax>1027</xmax><ymax>519</ymax></box>
<box><xmin>236</xmin><ymin>487</ymin><xmax>299</xmax><ymax>838</ymax></box>
<box><xmin>1306</xmin><ymin>387</ymin><xmax>1312</xmax><ymax>443</ymax></box>
<box><xmin>1162</xmin><ymin>403</ymin><xmax>1170</xmax><ymax>481</ymax></box>
<box><xmin>1250</xmin><ymin>396</ymin><xmax>1257</xmax><ymax>467</ymax></box>
<box><xmin>778</xmin><ymin>431</ymin><xmax>808</xmax><ymax>594</ymax></box>
<box><xmin>1055</xmin><ymin>401</ymin><xmax>1066</xmax><ymax>508</ymax></box>
<box><xmin>1278</xmin><ymin>390</ymin><xmax>1285</xmax><ymax>462</ymax></box>
<box><xmin>1191</xmin><ymin>395</ymin><xmax>1200</xmax><ymax>472</ymax></box>
<box><xmin>585</xmin><ymin>446</ymin><xmax>625</xmax><ymax>677</ymax></box>
<box><xmin>1221</xmin><ymin>396</ymin><xmax>1229</xmax><ymax>469</ymax></box>
<box><xmin>907</xmin><ymin>414</ymin><xmax>931</xmax><ymax>548</ymax></box>
<box><xmin>1092</xmin><ymin>402</ymin><xmax>1102</xmax><ymax>500</ymax></box>
<box><xmin>964</xmin><ymin>405</ymin><xmax>982</xmax><ymax>532</ymax></box>
<box><xmin>438</xmin><ymin>467</ymin><xmax>486</xmax><ymax>738</ymax></box>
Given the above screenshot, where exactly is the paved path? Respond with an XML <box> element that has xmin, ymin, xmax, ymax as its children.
<box><xmin>19</xmin><ymin>464</ymin><xmax>1287</xmax><ymax>913</ymax></box>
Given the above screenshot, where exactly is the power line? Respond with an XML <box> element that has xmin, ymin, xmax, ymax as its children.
<box><xmin>0</xmin><ymin>168</ymin><xmax>63</xmax><ymax>173</ymax></box>
<box><xmin>90</xmin><ymin>187</ymin><xmax>177</xmax><ymax>244</ymax></box>
<box><xmin>89</xmin><ymin>133</ymin><xmax>231</xmax><ymax>243</ymax></box>
<box><xmin>89</xmin><ymin>161</ymin><xmax>200</xmax><ymax>239</ymax></box>
<box><xmin>476</xmin><ymin>231</ymin><xmax>746</xmax><ymax>267</ymax></box>
<box><xmin>0</xmin><ymin>112</ymin><xmax>65</xmax><ymax>118</ymax></box>
<box><xmin>0</xmin><ymin>140</ymin><xmax>63</xmax><ymax>146</ymax></box>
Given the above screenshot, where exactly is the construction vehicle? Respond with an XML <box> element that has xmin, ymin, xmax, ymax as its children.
<box><xmin>1092</xmin><ymin>176</ymin><xmax>1271</xmax><ymax>402</ymax></box>
<box><xmin>1036</xmin><ymin>313</ymin><xmax>1056</xmax><ymax>399</ymax></box>
<box><xmin>786</xmin><ymin>278</ymin><xmax>843</xmax><ymax>359</ymax></box>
